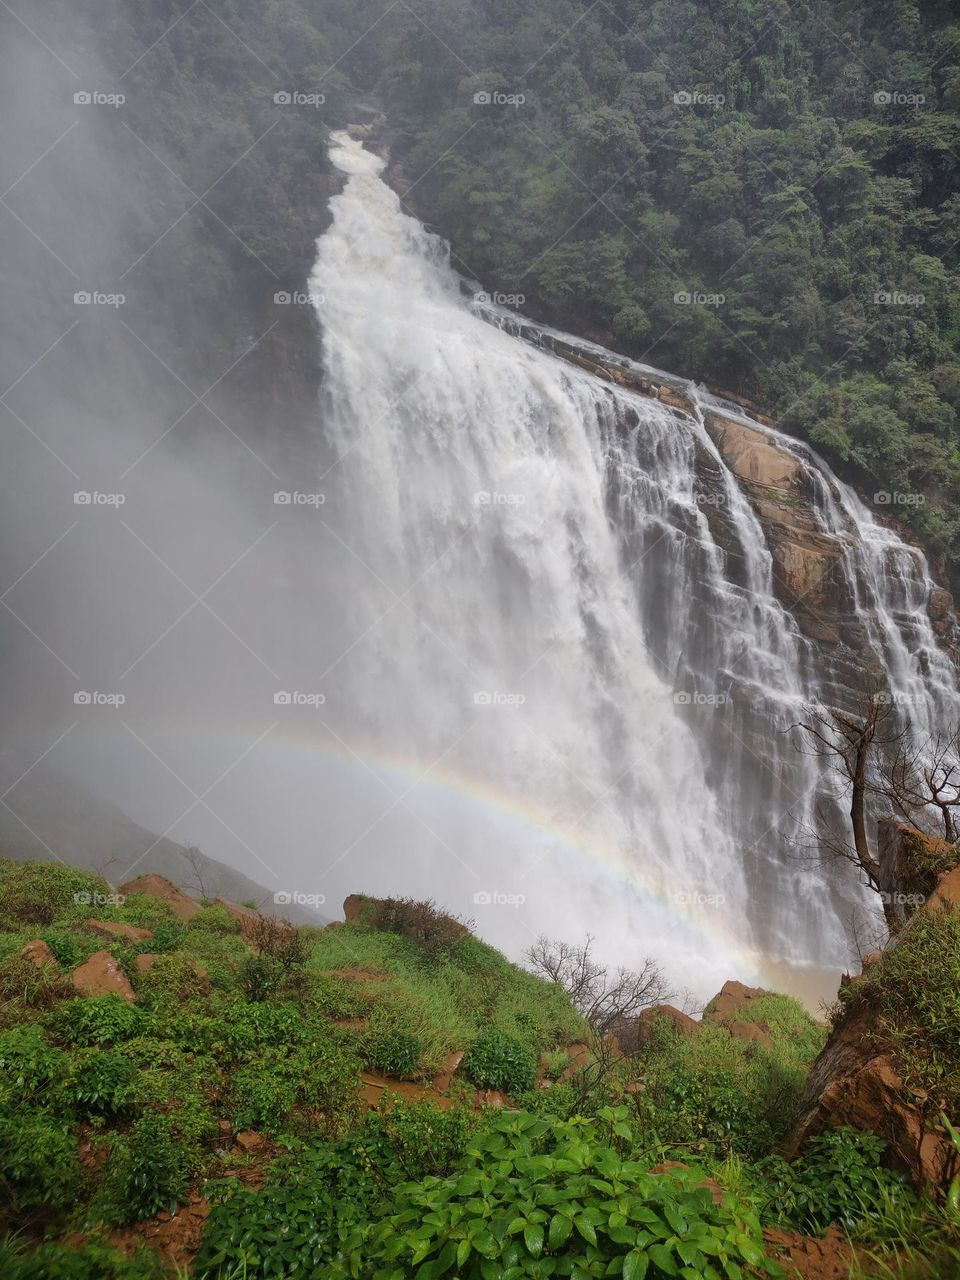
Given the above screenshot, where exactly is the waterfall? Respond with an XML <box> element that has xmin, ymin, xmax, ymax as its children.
<box><xmin>307</xmin><ymin>132</ymin><xmax>958</xmax><ymax>996</ymax></box>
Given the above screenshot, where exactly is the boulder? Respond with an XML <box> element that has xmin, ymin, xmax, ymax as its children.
<box><xmin>627</xmin><ymin>1003</ymin><xmax>699</xmax><ymax>1052</ymax></box>
<box><xmin>117</xmin><ymin>874</ymin><xmax>201</xmax><ymax>922</ymax></box>
<box><xmin>727</xmin><ymin>1020</ymin><xmax>773</xmax><ymax>1049</ymax></box>
<box><xmin>343</xmin><ymin>893</ymin><xmax>372</xmax><ymax>922</ymax></box>
<box><xmin>21</xmin><ymin>939</ymin><xmax>58</xmax><ymax>969</ymax></box>
<box><xmin>705</xmin><ymin>415</ymin><xmax>801</xmax><ymax>491</ymax></box>
<box><xmin>433</xmin><ymin>1050</ymin><xmax>464</xmax><ymax>1092</ymax></box>
<box><xmin>212</xmin><ymin>898</ymin><xmax>271</xmax><ymax>943</ymax></box>
<box><xmin>703</xmin><ymin>979</ymin><xmax>766</xmax><ymax>1023</ymax></box>
<box><xmin>135</xmin><ymin>953</ymin><xmax>156</xmax><ymax>973</ymax></box>
<box><xmin>85</xmin><ymin>918</ymin><xmax>153</xmax><ymax>943</ymax></box>
<box><xmin>71</xmin><ymin>949</ymin><xmax>135</xmax><ymax>1001</ymax></box>
<box><xmin>234</xmin><ymin>1131</ymin><xmax>264</xmax><ymax>1153</ymax></box>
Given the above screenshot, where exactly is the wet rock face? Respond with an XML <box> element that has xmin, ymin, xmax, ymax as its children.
<box><xmin>877</xmin><ymin>819</ymin><xmax>959</xmax><ymax>930</ymax></box>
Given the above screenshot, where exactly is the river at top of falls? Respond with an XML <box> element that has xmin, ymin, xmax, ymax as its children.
<box><xmin>305</xmin><ymin>131</ymin><xmax>959</xmax><ymax>1001</ymax></box>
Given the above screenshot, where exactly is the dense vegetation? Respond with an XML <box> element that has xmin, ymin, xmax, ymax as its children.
<box><xmin>4</xmin><ymin>856</ymin><xmax>960</xmax><ymax>1277</ymax></box>
<box><xmin>13</xmin><ymin>1</ymin><xmax>960</xmax><ymax>580</ymax></box>
<box><xmin>367</xmin><ymin>0</ymin><xmax>960</xmax><ymax>577</ymax></box>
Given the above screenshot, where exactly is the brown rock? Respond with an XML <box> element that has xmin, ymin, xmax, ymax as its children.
<box><xmin>928</xmin><ymin>586</ymin><xmax>953</xmax><ymax>622</ymax></box>
<box><xmin>877</xmin><ymin>819</ymin><xmax>956</xmax><ymax>928</ymax></box>
<box><xmin>85</xmin><ymin>918</ymin><xmax>153</xmax><ymax>943</ymax></box>
<box><xmin>234</xmin><ymin>1131</ymin><xmax>264</xmax><ymax>1153</ymax></box>
<box><xmin>135</xmin><ymin>953</ymin><xmax>156</xmax><ymax>973</ymax></box>
<box><xmin>21</xmin><ymin>939</ymin><xmax>58</xmax><ymax>969</ymax></box>
<box><xmin>343</xmin><ymin>893</ymin><xmax>372</xmax><ymax>922</ymax></box>
<box><xmin>658</xmin><ymin>385</ymin><xmax>696</xmax><ymax>415</ymax></box>
<box><xmin>71</xmin><ymin>949</ymin><xmax>135</xmax><ymax>1001</ymax></box>
<box><xmin>703</xmin><ymin>979</ymin><xmax>766</xmax><ymax>1023</ymax></box>
<box><xmin>117</xmin><ymin>874</ymin><xmax>201</xmax><ymax>922</ymax></box>
<box><xmin>727</xmin><ymin>1020</ymin><xmax>773</xmax><ymax>1048</ymax></box>
<box><xmin>763</xmin><ymin>1225</ymin><xmax>856</xmax><ymax>1280</ymax></box>
<box><xmin>792</xmin><ymin>998</ymin><xmax>960</xmax><ymax>1191</ymax></box>
<box><xmin>475</xmin><ymin>1089</ymin><xmax>507</xmax><ymax>1108</ymax></box>
<box><xmin>927</xmin><ymin>864</ymin><xmax>960</xmax><ymax>913</ymax></box>
<box><xmin>212</xmin><ymin>898</ymin><xmax>274</xmax><ymax>943</ymax></box>
<box><xmin>705</xmin><ymin>414</ymin><xmax>801</xmax><ymax>490</ymax></box>
<box><xmin>433</xmin><ymin>1050</ymin><xmax>464</xmax><ymax>1092</ymax></box>
<box><xmin>629</xmin><ymin>1003</ymin><xmax>699</xmax><ymax>1051</ymax></box>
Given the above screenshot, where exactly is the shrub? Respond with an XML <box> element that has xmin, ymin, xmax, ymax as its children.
<box><xmin>189</xmin><ymin>904</ymin><xmax>240</xmax><ymax>934</ymax></box>
<box><xmin>0</xmin><ymin>1111</ymin><xmax>81</xmax><ymax>1210</ymax></box>
<box><xmin>760</xmin><ymin>1127</ymin><xmax>915</xmax><ymax>1234</ymax></box>
<box><xmin>367</xmin><ymin>1029</ymin><xmax>422</xmax><ymax>1077</ymax></box>
<box><xmin>0</xmin><ymin>952</ymin><xmax>73</xmax><ymax>1012</ymax></box>
<box><xmin>237</xmin><ymin>951</ymin><xmax>282</xmax><ymax>1001</ymax></box>
<box><xmin>369</xmin><ymin>896</ymin><xmax>470</xmax><ymax>960</ymax></box>
<box><xmin>229</xmin><ymin>1049</ymin><xmax>299</xmax><ymax>1132</ymax></box>
<box><xmin>633</xmin><ymin>1019</ymin><xmax>808</xmax><ymax>1159</ymax></box>
<box><xmin>101</xmin><ymin>1111</ymin><xmax>189</xmax><ymax>1223</ymax></box>
<box><xmin>0</xmin><ymin>861</ymin><xmax>106</xmax><ymax>928</ymax></box>
<box><xmin>0</xmin><ymin>1025</ymin><xmax>68</xmax><ymax>1104</ymax></box>
<box><xmin>195</xmin><ymin>1138</ymin><xmax>382</xmax><ymax>1278</ymax></box>
<box><xmin>461</xmin><ymin>1028</ymin><xmax>537</xmax><ymax>1095</ymax></box>
<box><xmin>846</xmin><ymin>909</ymin><xmax>960</xmax><ymax>1110</ymax></box>
<box><xmin>331</xmin><ymin>1108</ymin><xmax>779</xmax><ymax>1279</ymax></box>
<box><xmin>58</xmin><ymin>996</ymin><xmax>143</xmax><ymax>1046</ymax></box>
<box><xmin>134</xmin><ymin>954</ymin><xmax>210</xmax><ymax>1006</ymax></box>
<box><xmin>65</xmin><ymin>1049</ymin><xmax>136</xmax><ymax>1117</ymax></box>
<box><xmin>5</xmin><ymin>1240</ymin><xmax>166</xmax><ymax>1279</ymax></box>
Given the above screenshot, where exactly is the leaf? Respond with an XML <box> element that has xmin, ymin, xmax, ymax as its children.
<box><xmin>575</xmin><ymin>1216</ymin><xmax>598</xmax><ymax>1246</ymax></box>
<box><xmin>524</xmin><ymin>1223</ymin><xmax>545</xmax><ymax>1257</ymax></box>
<box><xmin>648</xmin><ymin>1243</ymin><xmax>679</xmax><ymax>1275</ymax></box>
<box><xmin>549</xmin><ymin>1214</ymin><xmax>574</xmax><ymax>1248</ymax></box>
<box><xmin>622</xmin><ymin>1250</ymin><xmax>650</xmax><ymax>1280</ymax></box>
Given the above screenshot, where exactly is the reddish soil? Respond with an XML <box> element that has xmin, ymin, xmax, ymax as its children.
<box><xmin>763</xmin><ymin>1226</ymin><xmax>858</xmax><ymax>1280</ymax></box>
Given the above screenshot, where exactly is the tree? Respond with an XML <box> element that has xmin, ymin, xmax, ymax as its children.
<box><xmin>792</xmin><ymin>693</ymin><xmax>902</xmax><ymax>930</ymax></box>
<box><xmin>879</xmin><ymin>728</ymin><xmax>960</xmax><ymax>844</ymax></box>
<box><xmin>525</xmin><ymin>934</ymin><xmax>670</xmax><ymax>1035</ymax></box>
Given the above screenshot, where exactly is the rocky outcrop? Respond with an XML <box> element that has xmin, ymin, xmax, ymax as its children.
<box><xmin>71</xmin><ymin>949</ymin><xmax>135</xmax><ymax>1001</ymax></box>
<box><xmin>792</xmin><ymin>866</ymin><xmax>960</xmax><ymax>1190</ymax></box>
<box><xmin>790</xmin><ymin>997</ymin><xmax>958</xmax><ymax>1190</ymax></box>
<box><xmin>118</xmin><ymin>874</ymin><xmax>202</xmax><ymax>922</ymax></box>
<box><xmin>877</xmin><ymin>819</ymin><xmax>959</xmax><ymax>929</ymax></box>
<box><xmin>21</xmin><ymin>939</ymin><xmax>58</xmax><ymax>969</ymax></box>
<box><xmin>85</xmin><ymin>918</ymin><xmax>153</xmax><ymax>943</ymax></box>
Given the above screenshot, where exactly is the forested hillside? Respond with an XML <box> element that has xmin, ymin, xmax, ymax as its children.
<box><xmin>13</xmin><ymin>2</ymin><xmax>960</xmax><ymax>576</ymax></box>
<box><xmin>370</xmin><ymin>0</ymin><xmax>960</xmax><ymax>576</ymax></box>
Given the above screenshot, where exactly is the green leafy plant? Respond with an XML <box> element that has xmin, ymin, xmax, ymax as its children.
<box><xmin>0</xmin><ymin>1111</ymin><xmax>81</xmax><ymax>1211</ymax></box>
<box><xmin>100</xmin><ymin>1111</ymin><xmax>189</xmax><ymax>1223</ymax></box>
<box><xmin>460</xmin><ymin>1028</ymin><xmax>539</xmax><ymax>1096</ymax></box>
<box><xmin>760</xmin><ymin>1127</ymin><xmax>914</xmax><ymax>1234</ymax></box>
<box><xmin>0</xmin><ymin>1025</ymin><xmax>68</xmax><ymax>1105</ymax></box>
<box><xmin>66</xmin><ymin>1049</ymin><xmax>136</xmax><ymax>1117</ymax></box>
<box><xmin>367</xmin><ymin>1029</ymin><xmax>422</xmax><ymax>1078</ymax></box>
<box><xmin>332</xmin><ymin>1108</ymin><xmax>780</xmax><ymax>1279</ymax></box>
<box><xmin>58</xmin><ymin>995</ymin><xmax>144</xmax><ymax>1046</ymax></box>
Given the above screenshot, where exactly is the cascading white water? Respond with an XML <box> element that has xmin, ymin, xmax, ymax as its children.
<box><xmin>308</xmin><ymin>132</ymin><xmax>958</xmax><ymax>995</ymax></box>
